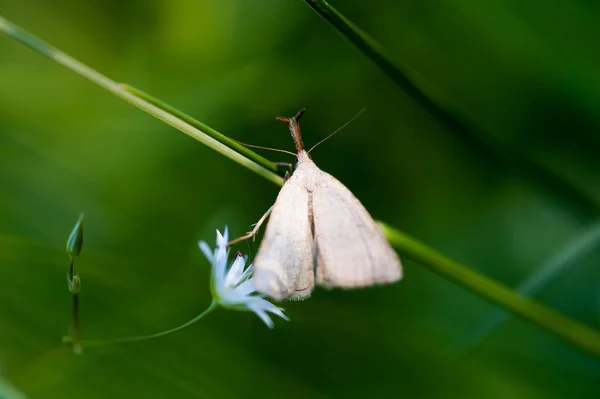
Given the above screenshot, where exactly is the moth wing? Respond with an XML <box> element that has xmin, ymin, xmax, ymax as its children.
<box><xmin>313</xmin><ymin>171</ymin><xmax>402</xmax><ymax>288</ymax></box>
<box><xmin>253</xmin><ymin>173</ymin><xmax>314</xmax><ymax>301</ymax></box>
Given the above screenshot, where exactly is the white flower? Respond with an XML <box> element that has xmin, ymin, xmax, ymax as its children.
<box><xmin>198</xmin><ymin>227</ymin><xmax>289</xmax><ymax>328</ymax></box>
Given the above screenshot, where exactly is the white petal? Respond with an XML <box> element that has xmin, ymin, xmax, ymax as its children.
<box><xmin>198</xmin><ymin>241</ymin><xmax>213</xmax><ymax>262</ymax></box>
<box><xmin>267</xmin><ymin>307</ymin><xmax>289</xmax><ymax>320</ymax></box>
<box><xmin>248</xmin><ymin>297</ymin><xmax>289</xmax><ymax>320</ymax></box>
<box><xmin>219</xmin><ymin>291</ymin><xmax>246</xmax><ymax>306</ymax></box>
<box><xmin>237</xmin><ymin>263</ymin><xmax>254</xmax><ymax>283</ymax></box>
<box><xmin>214</xmin><ymin>238</ymin><xmax>227</xmax><ymax>262</ymax></box>
<box><xmin>247</xmin><ymin>296</ymin><xmax>279</xmax><ymax>310</ymax></box>
<box><xmin>212</xmin><ymin>248</ymin><xmax>227</xmax><ymax>293</ymax></box>
<box><xmin>232</xmin><ymin>278</ymin><xmax>257</xmax><ymax>297</ymax></box>
<box><xmin>252</xmin><ymin>308</ymin><xmax>275</xmax><ymax>329</ymax></box>
<box><xmin>225</xmin><ymin>255</ymin><xmax>246</xmax><ymax>287</ymax></box>
<box><xmin>216</xmin><ymin>227</ymin><xmax>228</xmax><ymax>248</ymax></box>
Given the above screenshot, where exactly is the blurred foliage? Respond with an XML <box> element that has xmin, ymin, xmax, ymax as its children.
<box><xmin>1</xmin><ymin>0</ymin><xmax>600</xmax><ymax>398</ymax></box>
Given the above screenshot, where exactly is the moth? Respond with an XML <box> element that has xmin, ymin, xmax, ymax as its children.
<box><xmin>231</xmin><ymin>109</ymin><xmax>402</xmax><ymax>301</ymax></box>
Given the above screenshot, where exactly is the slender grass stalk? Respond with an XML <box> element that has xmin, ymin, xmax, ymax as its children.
<box><xmin>302</xmin><ymin>0</ymin><xmax>600</xmax><ymax>214</ymax></box>
<box><xmin>379</xmin><ymin>222</ymin><xmax>600</xmax><ymax>358</ymax></box>
<box><xmin>3</xmin><ymin>15</ymin><xmax>600</xmax><ymax>359</ymax></box>
<box><xmin>65</xmin><ymin>213</ymin><xmax>84</xmax><ymax>354</ymax></box>
<box><xmin>0</xmin><ymin>16</ymin><xmax>282</xmax><ymax>186</ymax></box>
<box><xmin>120</xmin><ymin>84</ymin><xmax>278</xmax><ymax>173</ymax></box>
<box><xmin>82</xmin><ymin>301</ymin><xmax>218</xmax><ymax>347</ymax></box>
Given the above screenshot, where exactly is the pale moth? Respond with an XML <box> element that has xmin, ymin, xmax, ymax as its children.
<box><xmin>230</xmin><ymin>109</ymin><xmax>402</xmax><ymax>301</ymax></box>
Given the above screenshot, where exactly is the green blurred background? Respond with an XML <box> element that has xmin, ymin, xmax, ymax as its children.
<box><xmin>1</xmin><ymin>0</ymin><xmax>600</xmax><ymax>398</ymax></box>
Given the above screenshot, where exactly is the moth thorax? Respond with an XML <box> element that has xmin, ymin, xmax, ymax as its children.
<box><xmin>296</xmin><ymin>150</ymin><xmax>311</xmax><ymax>165</ymax></box>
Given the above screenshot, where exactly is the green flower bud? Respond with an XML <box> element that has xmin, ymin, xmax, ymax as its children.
<box><xmin>66</xmin><ymin>213</ymin><xmax>84</xmax><ymax>258</ymax></box>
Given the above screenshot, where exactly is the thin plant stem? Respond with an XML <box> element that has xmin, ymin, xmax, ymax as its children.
<box><xmin>0</xmin><ymin>16</ymin><xmax>283</xmax><ymax>187</ymax></box>
<box><xmin>3</xmin><ymin>15</ymin><xmax>600</xmax><ymax>359</ymax></box>
<box><xmin>302</xmin><ymin>0</ymin><xmax>600</xmax><ymax>214</ymax></box>
<box><xmin>71</xmin><ymin>293</ymin><xmax>80</xmax><ymax>339</ymax></box>
<box><xmin>65</xmin><ymin>215</ymin><xmax>84</xmax><ymax>353</ymax></box>
<box><xmin>71</xmin><ymin>293</ymin><xmax>79</xmax><ymax>341</ymax></box>
<box><xmin>83</xmin><ymin>301</ymin><xmax>218</xmax><ymax>347</ymax></box>
<box><xmin>378</xmin><ymin>222</ymin><xmax>600</xmax><ymax>359</ymax></box>
<box><xmin>67</xmin><ymin>291</ymin><xmax>82</xmax><ymax>354</ymax></box>
<box><xmin>121</xmin><ymin>84</ymin><xmax>278</xmax><ymax>173</ymax></box>
<box><xmin>68</xmin><ymin>259</ymin><xmax>74</xmax><ymax>281</ymax></box>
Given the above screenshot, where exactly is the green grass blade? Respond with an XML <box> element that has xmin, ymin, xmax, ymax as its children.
<box><xmin>120</xmin><ymin>85</ymin><xmax>278</xmax><ymax>173</ymax></box>
<box><xmin>379</xmin><ymin>222</ymin><xmax>600</xmax><ymax>359</ymax></box>
<box><xmin>0</xmin><ymin>15</ymin><xmax>282</xmax><ymax>186</ymax></box>
<box><xmin>302</xmin><ymin>0</ymin><xmax>600</xmax><ymax>214</ymax></box>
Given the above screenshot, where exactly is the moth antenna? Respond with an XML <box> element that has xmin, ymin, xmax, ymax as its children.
<box><xmin>308</xmin><ymin>108</ymin><xmax>367</xmax><ymax>154</ymax></box>
<box><xmin>233</xmin><ymin>139</ymin><xmax>296</xmax><ymax>157</ymax></box>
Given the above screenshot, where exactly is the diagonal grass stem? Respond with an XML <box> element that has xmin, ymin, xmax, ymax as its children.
<box><xmin>302</xmin><ymin>0</ymin><xmax>600</xmax><ymax>214</ymax></box>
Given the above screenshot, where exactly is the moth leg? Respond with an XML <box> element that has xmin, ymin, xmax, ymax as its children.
<box><xmin>227</xmin><ymin>205</ymin><xmax>274</xmax><ymax>247</ymax></box>
<box><xmin>283</xmin><ymin>171</ymin><xmax>291</xmax><ymax>182</ymax></box>
<box><xmin>274</xmin><ymin>161</ymin><xmax>294</xmax><ymax>177</ymax></box>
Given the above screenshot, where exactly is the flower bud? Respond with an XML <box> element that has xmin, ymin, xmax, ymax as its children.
<box><xmin>66</xmin><ymin>213</ymin><xmax>84</xmax><ymax>258</ymax></box>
